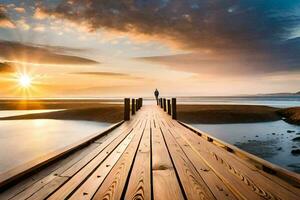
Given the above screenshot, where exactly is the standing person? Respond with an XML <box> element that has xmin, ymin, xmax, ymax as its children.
<box><xmin>154</xmin><ymin>89</ymin><xmax>159</xmax><ymax>105</ymax></box>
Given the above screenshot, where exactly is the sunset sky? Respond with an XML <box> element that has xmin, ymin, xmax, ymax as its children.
<box><xmin>0</xmin><ymin>0</ymin><xmax>300</xmax><ymax>97</ymax></box>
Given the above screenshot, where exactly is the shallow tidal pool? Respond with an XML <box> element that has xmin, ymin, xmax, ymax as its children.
<box><xmin>0</xmin><ymin>119</ymin><xmax>111</xmax><ymax>173</ymax></box>
<box><xmin>192</xmin><ymin>120</ymin><xmax>300</xmax><ymax>173</ymax></box>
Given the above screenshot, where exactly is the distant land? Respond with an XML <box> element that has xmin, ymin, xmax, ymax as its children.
<box><xmin>260</xmin><ymin>91</ymin><xmax>300</xmax><ymax>96</ymax></box>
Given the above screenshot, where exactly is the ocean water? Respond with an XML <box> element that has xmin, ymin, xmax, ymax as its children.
<box><xmin>176</xmin><ymin>95</ymin><xmax>300</xmax><ymax>108</ymax></box>
<box><xmin>192</xmin><ymin>121</ymin><xmax>300</xmax><ymax>173</ymax></box>
<box><xmin>0</xmin><ymin>119</ymin><xmax>111</xmax><ymax>173</ymax></box>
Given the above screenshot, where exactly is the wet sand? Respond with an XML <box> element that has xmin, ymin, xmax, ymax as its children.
<box><xmin>277</xmin><ymin>107</ymin><xmax>300</xmax><ymax>125</ymax></box>
<box><xmin>0</xmin><ymin>100</ymin><xmax>299</xmax><ymax>124</ymax></box>
<box><xmin>177</xmin><ymin>105</ymin><xmax>281</xmax><ymax>124</ymax></box>
<box><xmin>0</xmin><ymin>104</ymin><xmax>123</xmax><ymax>123</ymax></box>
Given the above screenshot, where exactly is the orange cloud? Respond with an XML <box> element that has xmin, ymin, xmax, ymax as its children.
<box><xmin>0</xmin><ymin>40</ymin><xmax>99</xmax><ymax>65</ymax></box>
<box><xmin>34</xmin><ymin>8</ymin><xmax>48</xmax><ymax>20</ymax></box>
<box><xmin>0</xmin><ymin>18</ymin><xmax>15</xmax><ymax>28</ymax></box>
<box><xmin>0</xmin><ymin>9</ymin><xmax>15</xmax><ymax>29</ymax></box>
<box><xmin>0</xmin><ymin>62</ymin><xmax>14</xmax><ymax>73</ymax></box>
<box><xmin>14</xmin><ymin>7</ymin><xmax>25</xmax><ymax>13</ymax></box>
<box><xmin>71</xmin><ymin>72</ymin><xmax>142</xmax><ymax>80</ymax></box>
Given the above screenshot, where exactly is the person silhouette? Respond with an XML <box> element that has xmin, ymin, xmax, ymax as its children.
<box><xmin>154</xmin><ymin>89</ymin><xmax>159</xmax><ymax>105</ymax></box>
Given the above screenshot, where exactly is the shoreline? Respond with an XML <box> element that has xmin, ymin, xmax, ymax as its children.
<box><xmin>0</xmin><ymin>101</ymin><xmax>299</xmax><ymax>125</ymax></box>
<box><xmin>177</xmin><ymin>105</ymin><xmax>281</xmax><ymax>124</ymax></box>
<box><xmin>0</xmin><ymin>104</ymin><xmax>124</xmax><ymax>123</ymax></box>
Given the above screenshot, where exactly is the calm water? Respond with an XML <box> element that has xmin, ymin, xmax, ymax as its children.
<box><xmin>177</xmin><ymin>95</ymin><xmax>300</xmax><ymax>108</ymax></box>
<box><xmin>192</xmin><ymin>121</ymin><xmax>300</xmax><ymax>173</ymax></box>
<box><xmin>143</xmin><ymin>95</ymin><xmax>300</xmax><ymax>107</ymax></box>
<box><xmin>0</xmin><ymin>119</ymin><xmax>111</xmax><ymax>173</ymax></box>
<box><xmin>0</xmin><ymin>109</ymin><xmax>63</xmax><ymax>118</ymax></box>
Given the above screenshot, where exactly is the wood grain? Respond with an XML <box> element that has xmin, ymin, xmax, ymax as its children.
<box><xmin>1</xmin><ymin>105</ymin><xmax>299</xmax><ymax>200</ymax></box>
<box><xmin>47</xmin><ymin>120</ymin><xmax>140</xmax><ymax>200</ymax></box>
<box><xmin>124</xmin><ymin>120</ymin><xmax>151</xmax><ymax>200</ymax></box>
<box><xmin>69</xmin><ymin>129</ymin><xmax>137</xmax><ymax>200</ymax></box>
<box><xmin>167</xmin><ymin>127</ymin><xmax>238</xmax><ymax>199</ymax></box>
<box><xmin>3</xmin><ymin>142</ymin><xmax>101</xmax><ymax>200</ymax></box>
<box><xmin>92</xmin><ymin>120</ymin><xmax>147</xmax><ymax>200</ymax></box>
<box><xmin>170</xmin><ymin>117</ymin><xmax>300</xmax><ymax>199</ymax></box>
<box><xmin>160</xmin><ymin>124</ymin><xmax>216</xmax><ymax>200</ymax></box>
<box><xmin>152</xmin><ymin>124</ymin><xmax>184</xmax><ymax>200</ymax></box>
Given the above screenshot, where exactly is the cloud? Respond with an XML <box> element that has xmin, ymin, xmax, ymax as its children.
<box><xmin>33</xmin><ymin>25</ymin><xmax>45</xmax><ymax>32</ymax></box>
<box><xmin>0</xmin><ymin>40</ymin><xmax>99</xmax><ymax>65</ymax></box>
<box><xmin>0</xmin><ymin>62</ymin><xmax>14</xmax><ymax>73</ymax></box>
<box><xmin>0</xmin><ymin>7</ymin><xmax>15</xmax><ymax>28</ymax></box>
<box><xmin>33</xmin><ymin>8</ymin><xmax>48</xmax><ymax>20</ymax></box>
<box><xmin>37</xmin><ymin>0</ymin><xmax>300</xmax><ymax>75</ymax></box>
<box><xmin>72</xmin><ymin>71</ymin><xmax>142</xmax><ymax>79</ymax></box>
<box><xmin>39</xmin><ymin>1</ymin><xmax>300</xmax><ymax>49</ymax></box>
<box><xmin>14</xmin><ymin>7</ymin><xmax>25</xmax><ymax>13</ymax></box>
<box><xmin>139</xmin><ymin>37</ymin><xmax>300</xmax><ymax>75</ymax></box>
<box><xmin>16</xmin><ymin>18</ymin><xmax>30</xmax><ymax>30</ymax></box>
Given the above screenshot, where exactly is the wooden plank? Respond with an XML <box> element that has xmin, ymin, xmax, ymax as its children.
<box><xmin>27</xmin><ymin>125</ymin><xmax>137</xmax><ymax>200</ymax></box>
<box><xmin>11</xmin><ymin>120</ymin><xmax>141</xmax><ymax>200</ymax></box>
<box><xmin>15</xmin><ymin>122</ymin><xmax>139</xmax><ymax>200</ymax></box>
<box><xmin>179</xmin><ymin>121</ymin><xmax>300</xmax><ymax>187</ymax></box>
<box><xmin>1</xmin><ymin>142</ymin><xmax>100</xmax><ymax>200</ymax></box>
<box><xmin>2</xmin><ymin>105</ymin><xmax>300</xmax><ymax>200</ymax></box>
<box><xmin>10</xmin><ymin>174</ymin><xmax>63</xmax><ymax>200</ymax></box>
<box><xmin>47</xmin><ymin>120</ymin><xmax>141</xmax><ymax>200</ymax></box>
<box><xmin>65</xmin><ymin>119</ymin><xmax>140</xmax><ymax>177</ymax></box>
<box><xmin>166</xmin><ymin>126</ymin><xmax>238</xmax><ymax>200</ymax></box>
<box><xmin>161</xmin><ymin>117</ymin><xmax>239</xmax><ymax>199</ymax></box>
<box><xmin>61</xmin><ymin>124</ymin><xmax>133</xmax><ymax>177</ymax></box>
<box><xmin>152</xmin><ymin>126</ymin><xmax>184</xmax><ymax>200</ymax></box>
<box><xmin>92</xmin><ymin>120</ymin><xmax>146</xmax><ymax>200</ymax></box>
<box><xmin>159</xmin><ymin>124</ymin><xmax>216</xmax><ymax>200</ymax></box>
<box><xmin>170</xmin><ymin>119</ymin><xmax>300</xmax><ymax>199</ymax></box>
<box><xmin>124</xmin><ymin>120</ymin><xmax>151</xmax><ymax>199</ymax></box>
<box><xmin>26</xmin><ymin>176</ymin><xmax>68</xmax><ymax>200</ymax></box>
<box><xmin>69</xmin><ymin>127</ymin><xmax>137</xmax><ymax>199</ymax></box>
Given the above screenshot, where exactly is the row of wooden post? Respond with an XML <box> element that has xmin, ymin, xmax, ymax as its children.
<box><xmin>158</xmin><ymin>98</ymin><xmax>177</xmax><ymax>120</ymax></box>
<box><xmin>124</xmin><ymin>98</ymin><xmax>143</xmax><ymax>121</ymax></box>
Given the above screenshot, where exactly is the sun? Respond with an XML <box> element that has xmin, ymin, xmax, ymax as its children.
<box><xmin>18</xmin><ymin>74</ymin><xmax>32</xmax><ymax>88</ymax></box>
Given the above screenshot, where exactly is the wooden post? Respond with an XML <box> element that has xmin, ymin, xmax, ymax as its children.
<box><xmin>163</xmin><ymin>98</ymin><xmax>166</xmax><ymax>112</ymax></box>
<box><xmin>131</xmin><ymin>98</ymin><xmax>135</xmax><ymax>115</ymax></box>
<box><xmin>139</xmin><ymin>98</ymin><xmax>142</xmax><ymax>108</ymax></box>
<box><xmin>167</xmin><ymin>99</ymin><xmax>171</xmax><ymax>115</ymax></box>
<box><xmin>138</xmin><ymin>98</ymin><xmax>141</xmax><ymax>109</ymax></box>
<box><xmin>160</xmin><ymin>98</ymin><xmax>163</xmax><ymax>108</ymax></box>
<box><xmin>124</xmin><ymin>98</ymin><xmax>130</xmax><ymax>121</ymax></box>
<box><xmin>138</xmin><ymin>98</ymin><xmax>140</xmax><ymax>110</ymax></box>
<box><xmin>171</xmin><ymin>98</ymin><xmax>177</xmax><ymax>119</ymax></box>
<box><xmin>136</xmin><ymin>98</ymin><xmax>139</xmax><ymax>111</ymax></box>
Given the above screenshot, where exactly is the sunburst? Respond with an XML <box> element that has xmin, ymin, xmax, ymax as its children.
<box><xmin>18</xmin><ymin>74</ymin><xmax>32</xmax><ymax>88</ymax></box>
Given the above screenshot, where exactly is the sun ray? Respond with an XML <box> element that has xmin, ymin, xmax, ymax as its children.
<box><xmin>18</xmin><ymin>74</ymin><xmax>32</xmax><ymax>88</ymax></box>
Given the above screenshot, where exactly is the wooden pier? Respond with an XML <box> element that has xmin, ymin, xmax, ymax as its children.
<box><xmin>0</xmin><ymin>101</ymin><xmax>300</xmax><ymax>199</ymax></box>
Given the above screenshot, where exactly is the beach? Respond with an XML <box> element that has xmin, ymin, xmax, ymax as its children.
<box><xmin>0</xmin><ymin>101</ymin><xmax>124</xmax><ymax>123</ymax></box>
<box><xmin>0</xmin><ymin>100</ymin><xmax>299</xmax><ymax>124</ymax></box>
<box><xmin>177</xmin><ymin>104</ymin><xmax>280</xmax><ymax>124</ymax></box>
